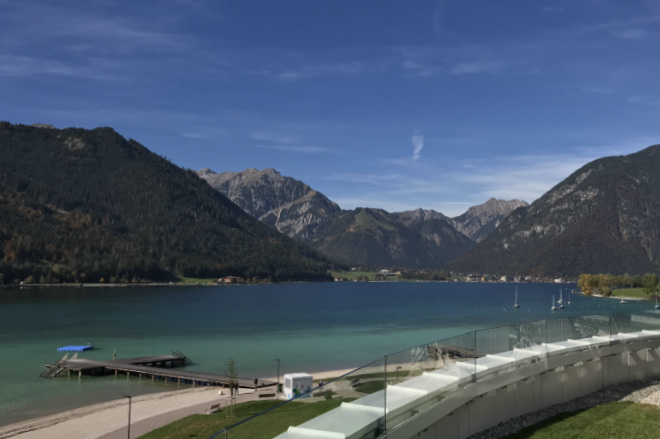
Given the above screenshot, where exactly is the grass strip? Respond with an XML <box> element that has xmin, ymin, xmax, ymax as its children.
<box><xmin>505</xmin><ymin>402</ymin><xmax>660</xmax><ymax>438</ymax></box>
<box><xmin>138</xmin><ymin>398</ymin><xmax>352</xmax><ymax>439</ymax></box>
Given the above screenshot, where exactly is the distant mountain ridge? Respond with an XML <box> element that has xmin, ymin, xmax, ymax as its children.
<box><xmin>199</xmin><ymin>168</ymin><xmax>526</xmax><ymax>269</ymax></box>
<box><xmin>0</xmin><ymin>122</ymin><xmax>333</xmax><ymax>283</ymax></box>
<box><xmin>449</xmin><ymin>144</ymin><xmax>660</xmax><ymax>277</ymax></box>
<box><xmin>452</xmin><ymin>198</ymin><xmax>529</xmax><ymax>242</ymax></box>
<box><xmin>199</xmin><ymin>168</ymin><xmax>341</xmax><ymax>241</ymax></box>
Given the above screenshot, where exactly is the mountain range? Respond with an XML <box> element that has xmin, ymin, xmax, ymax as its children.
<box><xmin>3</xmin><ymin>121</ymin><xmax>659</xmax><ymax>283</ymax></box>
<box><xmin>199</xmin><ymin>168</ymin><xmax>527</xmax><ymax>269</ymax></box>
<box><xmin>200</xmin><ymin>144</ymin><xmax>660</xmax><ymax>279</ymax></box>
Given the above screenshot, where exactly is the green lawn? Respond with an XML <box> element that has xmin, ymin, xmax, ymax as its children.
<box><xmin>610</xmin><ymin>288</ymin><xmax>649</xmax><ymax>299</ymax></box>
<box><xmin>505</xmin><ymin>402</ymin><xmax>660</xmax><ymax>438</ymax></box>
<box><xmin>137</xmin><ymin>398</ymin><xmax>660</xmax><ymax>439</ymax></box>
<box><xmin>138</xmin><ymin>398</ymin><xmax>352</xmax><ymax>439</ymax></box>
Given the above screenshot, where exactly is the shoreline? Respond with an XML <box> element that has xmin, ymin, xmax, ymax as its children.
<box><xmin>6</xmin><ymin>367</ymin><xmax>660</xmax><ymax>439</ymax></box>
<box><xmin>0</xmin><ymin>367</ymin><xmax>360</xmax><ymax>439</ymax></box>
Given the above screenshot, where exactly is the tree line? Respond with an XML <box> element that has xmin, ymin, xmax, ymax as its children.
<box><xmin>578</xmin><ymin>273</ymin><xmax>659</xmax><ymax>297</ymax></box>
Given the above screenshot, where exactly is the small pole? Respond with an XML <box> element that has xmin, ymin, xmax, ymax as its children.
<box><xmin>276</xmin><ymin>358</ymin><xmax>280</xmax><ymax>393</ymax></box>
<box><xmin>123</xmin><ymin>395</ymin><xmax>132</xmax><ymax>439</ymax></box>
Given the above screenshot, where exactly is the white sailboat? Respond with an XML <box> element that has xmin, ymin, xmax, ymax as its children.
<box><xmin>567</xmin><ymin>289</ymin><xmax>572</xmax><ymax>305</ymax></box>
<box><xmin>558</xmin><ymin>289</ymin><xmax>564</xmax><ymax>309</ymax></box>
<box><xmin>551</xmin><ymin>295</ymin><xmax>557</xmax><ymax>311</ymax></box>
<box><xmin>656</xmin><ymin>295</ymin><xmax>659</xmax><ymax>310</ymax></box>
<box><xmin>514</xmin><ymin>287</ymin><xmax>520</xmax><ymax>309</ymax></box>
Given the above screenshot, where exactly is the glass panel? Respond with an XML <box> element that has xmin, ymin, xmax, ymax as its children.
<box><xmin>608</xmin><ymin>312</ymin><xmax>660</xmax><ymax>352</ymax></box>
<box><xmin>473</xmin><ymin>320</ymin><xmax>547</xmax><ymax>382</ymax></box>
<box><xmin>328</xmin><ymin>357</ymin><xmax>386</xmax><ymax>439</ymax></box>
<box><xmin>380</xmin><ymin>331</ymin><xmax>476</xmax><ymax>434</ymax></box>
<box><xmin>205</xmin><ymin>311</ymin><xmax>660</xmax><ymax>439</ymax></box>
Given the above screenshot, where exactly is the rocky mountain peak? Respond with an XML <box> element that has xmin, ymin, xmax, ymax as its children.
<box><xmin>452</xmin><ymin>198</ymin><xmax>529</xmax><ymax>242</ymax></box>
<box><xmin>396</xmin><ymin>208</ymin><xmax>449</xmax><ymax>222</ymax></box>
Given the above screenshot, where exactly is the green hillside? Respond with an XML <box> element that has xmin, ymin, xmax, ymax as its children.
<box><xmin>0</xmin><ymin>122</ymin><xmax>333</xmax><ymax>284</ymax></box>
<box><xmin>449</xmin><ymin>144</ymin><xmax>660</xmax><ymax>277</ymax></box>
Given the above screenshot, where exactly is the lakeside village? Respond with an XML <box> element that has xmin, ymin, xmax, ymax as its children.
<box><xmin>213</xmin><ymin>270</ymin><xmax>570</xmax><ymax>284</ymax></box>
<box><xmin>5</xmin><ymin>271</ymin><xmax>568</xmax><ymax>288</ymax></box>
<box><xmin>331</xmin><ymin>268</ymin><xmax>570</xmax><ymax>284</ymax></box>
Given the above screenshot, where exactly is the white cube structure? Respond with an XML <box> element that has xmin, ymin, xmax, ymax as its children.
<box><xmin>283</xmin><ymin>372</ymin><xmax>313</xmax><ymax>399</ymax></box>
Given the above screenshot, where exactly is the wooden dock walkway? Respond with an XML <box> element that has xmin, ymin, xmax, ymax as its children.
<box><xmin>42</xmin><ymin>352</ymin><xmax>275</xmax><ymax>389</ymax></box>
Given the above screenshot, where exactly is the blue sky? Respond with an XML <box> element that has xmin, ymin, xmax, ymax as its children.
<box><xmin>2</xmin><ymin>1</ymin><xmax>660</xmax><ymax>216</ymax></box>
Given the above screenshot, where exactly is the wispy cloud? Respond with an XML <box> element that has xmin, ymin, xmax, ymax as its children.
<box><xmin>329</xmin><ymin>173</ymin><xmax>407</xmax><ymax>187</ymax></box>
<box><xmin>627</xmin><ymin>95</ymin><xmax>660</xmax><ymax>107</ymax></box>
<box><xmin>610</xmin><ymin>29</ymin><xmax>652</xmax><ymax>40</ymax></box>
<box><xmin>182</xmin><ymin>132</ymin><xmax>205</xmax><ymax>139</ymax></box>
<box><xmin>252</xmin><ymin>145</ymin><xmax>332</xmax><ymax>153</ymax></box>
<box><xmin>328</xmin><ymin>138</ymin><xmax>660</xmax><ymax>216</ymax></box>
<box><xmin>277</xmin><ymin>61</ymin><xmax>365</xmax><ymax>80</ymax></box>
<box><xmin>250</xmin><ymin>132</ymin><xmax>300</xmax><ymax>144</ymax></box>
<box><xmin>412</xmin><ymin>131</ymin><xmax>424</xmax><ymax>161</ymax></box>
<box><xmin>0</xmin><ymin>54</ymin><xmax>125</xmax><ymax>81</ymax></box>
<box><xmin>451</xmin><ymin>60</ymin><xmax>503</xmax><ymax>75</ymax></box>
<box><xmin>543</xmin><ymin>6</ymin><xmax>566</xmax><ymax>13</ymax></box>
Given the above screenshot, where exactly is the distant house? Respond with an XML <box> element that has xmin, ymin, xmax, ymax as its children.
<box><xmin>219</xmin><ymin>276</ymin><xmax>240</xmax><ymax>284</ymax></box>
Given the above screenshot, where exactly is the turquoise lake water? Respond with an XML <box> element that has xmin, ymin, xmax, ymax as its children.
<box><xmin>0</xmin><ymin>281</ymin><xmax>652</xmax><ymax>426</ymax></box>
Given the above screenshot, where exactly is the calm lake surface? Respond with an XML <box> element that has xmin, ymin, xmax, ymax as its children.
<box><xmin>0</xmin><ymin>281</ymin><xmax>652</xmax><ymax>426</ymax></box>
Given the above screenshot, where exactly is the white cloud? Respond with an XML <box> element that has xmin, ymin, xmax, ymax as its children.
<box><xmin>412</xmin><ymin>131</ymin><xmax>424</xmax><ymax>161</ymax></box>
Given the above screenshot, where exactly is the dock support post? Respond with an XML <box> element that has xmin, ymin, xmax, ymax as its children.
<box><xmin>78</xmin><ymin>370</ymin><xmax>82</xmax><ymax>378</ymax></box>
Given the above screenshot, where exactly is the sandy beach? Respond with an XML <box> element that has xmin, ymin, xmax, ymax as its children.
<box><xmin>0</xmin><ymin>369</ymin><xmax>357</xmax><ymax>439</ymax></box>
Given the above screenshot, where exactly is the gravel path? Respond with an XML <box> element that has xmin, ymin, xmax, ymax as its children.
<box><xmin>468</xmin><ymin>379</ymin><xmax>660</xmax><ymax>439</ymax></box>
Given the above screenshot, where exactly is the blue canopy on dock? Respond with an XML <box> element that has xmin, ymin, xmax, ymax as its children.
<box><xmin>57</xmin><ymin>345</ymin><xmax>94</xmax><ymax>352</ymax></box>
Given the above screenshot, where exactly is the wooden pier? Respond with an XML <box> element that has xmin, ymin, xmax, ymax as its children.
<box><xmin>42</xmin><ymin>352</ymin><xmax>275</xmax><ymax>389</ymax></box>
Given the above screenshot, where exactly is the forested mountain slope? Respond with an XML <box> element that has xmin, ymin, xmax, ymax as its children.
<box><xmin>448</xmin><ymin>144</ymin><xmax>660</xmax><ymax>277</ymax></box>
<box><xmin>0</xmin><ymin>123</ymin><xmax>333</xmax><ymax>284</ymax></box>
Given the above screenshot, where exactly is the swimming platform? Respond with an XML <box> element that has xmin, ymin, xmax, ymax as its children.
<box><xmin>57</xmin><ymin>345</ymin><xmax>94</xmax><ymax>352</ymax></box>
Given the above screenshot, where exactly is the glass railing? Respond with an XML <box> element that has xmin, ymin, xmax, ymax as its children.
<box><xmin>206</xmin><ymin>312</ymin><xmax>660</xmax><ymax>439</ymax></box>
